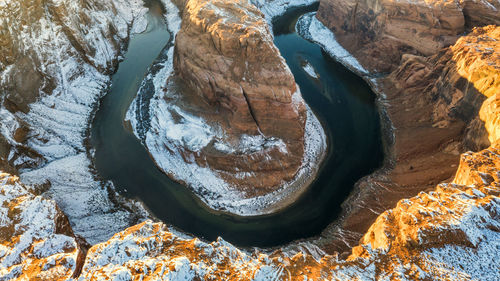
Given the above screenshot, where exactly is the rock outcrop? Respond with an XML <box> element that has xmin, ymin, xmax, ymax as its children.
<box><xmin>174</xmin><ymin>0</ymin><xmax>306</xmax><ymax>191</ymax></box>
<box><xmin>0</xmin><ymin>173</ymin><xmax>83</xmax><ymax>280</ymax></box>
<box><xmin>132</xmin><ymin>0</ymin><xmax>326</xmax><ymax>214</ymax></box>
<box><xmin>316</xmin><ymin>0</ymin><xmax>500</xmax><ymax>72</ymax></box>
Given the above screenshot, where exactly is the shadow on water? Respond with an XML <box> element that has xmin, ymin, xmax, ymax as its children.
<box><xmin>91</xmin><ymin>3</ymin><xmax>384</xmax><ymax>248</ymax></box>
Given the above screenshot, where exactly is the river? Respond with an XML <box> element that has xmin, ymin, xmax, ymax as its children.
<box><xmin>90</xmin><ymin>3</ymin><xmax>383</xmax><ymax>248</ymax></box>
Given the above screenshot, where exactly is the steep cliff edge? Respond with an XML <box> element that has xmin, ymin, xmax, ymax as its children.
<box><xmin>316</xmin><ymin>0</ymin><xmax>500</xmax><ymax>72</ymax></box>
<box><xmin>130</xmin><ymin>0</ymin><xmax>326</xmax><ymax>215</ymax></box>
<box><xmin>0</xmin><ymin>173</ymin><xmax>83</xmax><ymax>280</ymax></box>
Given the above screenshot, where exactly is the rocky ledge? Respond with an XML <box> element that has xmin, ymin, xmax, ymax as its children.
<box><xmin>1</xmin><ymin>139</ymin><xmax>498</xmax><ymax>279</ymax></box>
<box><xmin>128</xmin><ymin>0</ymin><xmax>326</xmax><ymax>215</ymax></box>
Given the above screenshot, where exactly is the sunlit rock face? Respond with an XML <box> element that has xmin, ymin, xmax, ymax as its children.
<box><xmin>0</xmin><ymin>0</ymin><xmax>131</xmax><ymax>171</ymax></box>
<box><xmin>431</xmin><ymin>25</ymin><xmax>500</xmax><ymax>151</ymax></box>
<box><xmin>0</xmin><ymin>173</ymin><xmax>82</xmax><ymax>280</ymax></box>
<box><xmin>388</xmin><ymin>25</ymin><xmax>500</xmax><ymax>152</ymax></box>
<box><xmin>316</xmin><ymin>0</ymin><xmax>500</xmax><ymax>72</ymax></box>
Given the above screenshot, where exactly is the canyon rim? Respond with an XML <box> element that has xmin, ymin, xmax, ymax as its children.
<box><xmin>0</xmin><ymin>0</ymin><xmax>499</xmax><ymax>280</ymax></box>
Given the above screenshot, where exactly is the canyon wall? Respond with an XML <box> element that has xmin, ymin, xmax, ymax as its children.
<box><xmin>308</xmin><ymin>0</ymin><xmax>500</xmax><ymax>253</ymax></box>
<box><xmin>0</xmin><ymin>0</ymin><xmax>151</xmax><ymax>244</ymax></box>
<box><xmin>317</xmin><ymin>0</ymin><xmax>500</xmax><ymax>72</ymax></box>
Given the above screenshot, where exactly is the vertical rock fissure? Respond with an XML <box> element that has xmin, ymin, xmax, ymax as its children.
<box><xmin>350</xmin><ymin>2</ymin><xmax>358</xmax><ymax>31</ymax></box>
<box><xmin>241</xmin><ymin>86</ymin><xmax>264</xmax><ymax>135</ymax></box>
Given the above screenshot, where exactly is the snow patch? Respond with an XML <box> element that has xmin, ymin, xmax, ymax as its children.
<box><xmin>296</xmin><ymin>12</ymin><xmax>369</xmax><ymax>75</ymax></box>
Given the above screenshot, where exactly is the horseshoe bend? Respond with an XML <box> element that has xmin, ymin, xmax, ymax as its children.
<box><xmin>125</xmin><ymin>0</ymin><xmax>327</xmax><ymax>215</ymax></box>
<box><xmin>0</xmin><ymin>0</ymin><xmax>499</xmax><ymax>280</ymax></box>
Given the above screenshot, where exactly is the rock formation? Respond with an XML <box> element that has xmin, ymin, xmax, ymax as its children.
<box><xmin>130</xmin><ymin>0</ymin><xmax>326</xmax><ymax>214</ymax></box>
<box><xmin>307</xmin><ymin>5</ymin><xmax>500</xmax><ymax>253</ymax></box>
<box><xmin>174</xmin><ymin>0</ymin><xmax>307</xmax><ymax>191</ymax></box>
<box><xmin>317</xmin><ymin>0</ymin><xmax>500</xmax><ymax>72</ymax></box>
<box><xmin>0</xmin><ymin>173</ymin><xmax>83</xmax><ymax>280</ymax></box>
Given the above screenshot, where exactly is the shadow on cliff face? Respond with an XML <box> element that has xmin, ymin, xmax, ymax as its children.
<box><xmin>144</xmin><ymin>0</ymin><xmax>166</xmax><ymax>16</ymax></box>
<box><xmin>430</xmin><ymin>26</ymin><xmax>499</xmax><ymax>152</ymax></box>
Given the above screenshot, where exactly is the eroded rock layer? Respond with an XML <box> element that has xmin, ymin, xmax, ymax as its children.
<box><xmin>317</xmin><ymin>0</ymin><xmax>500</xmax><ymax>72</ymax></box>
<box><xmin>0</xmin><ymin>173</ymin><xmax>82</xmax><ymax>280</ymax></box>
<box><xmin>173</xmin><ymin>0</ymin><xmax>307</xmax><ymax>192</ymax></box>
<box><xmin>76</xmin><ymin>143</ymin><xmax>500</xmax><ymax>280</ymax></box>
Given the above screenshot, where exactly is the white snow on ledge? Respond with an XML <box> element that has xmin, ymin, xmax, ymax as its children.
<box><xmin>251</xmin><ymin>0</ymin><xmax>318</xmax><ymax>22</ymax></box>
<box><xmin>296</xmin><ymin>12</ymin><xmax>369</xmax><ymax>76</ymax></box>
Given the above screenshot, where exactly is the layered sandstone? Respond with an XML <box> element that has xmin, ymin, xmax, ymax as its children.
<box><xmin>317</xmin><ymin>0</ymin><xmax>500</xmax><ymax>72</ymax></box>
<box><xmin>304</xmin><ymin>17</ymin><xmax>499</xmax><ymax>252</ymax></box>
<box><xmin>174</xmin><ymin>0</ymin><xmax>306</xmax><ymax>191</ymax></box>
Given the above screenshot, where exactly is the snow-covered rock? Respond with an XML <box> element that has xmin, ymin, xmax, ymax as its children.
<box><xmin>0</xmin><ymin>0</ymin><xmax>150</xmax><ymax>244</ymax></box>
<box><xmin>0</xmin><ymin>172</ymin><xmax>80</xmax><ymax>280</ymax></box>
<box><xmin>75</xmin><ymin>144</ymin><xmax>500</xmax><ymax>280</ymax></box>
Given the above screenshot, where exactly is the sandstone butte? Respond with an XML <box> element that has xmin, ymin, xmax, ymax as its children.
<box><xmin>168</xmin><ymin>0</ymin><xmax>318</xmax><ymax>197</ymax></box>
<box><xmin>0</xmin><ymin>0</ymin><xmax>499</xmax><ymax>280</ymax></box>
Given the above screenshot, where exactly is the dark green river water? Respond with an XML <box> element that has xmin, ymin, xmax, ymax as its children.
<box><xmin>91</xmin><ymin>4</ymin><xmax>383</xmax><ymax>247</ymax></box>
